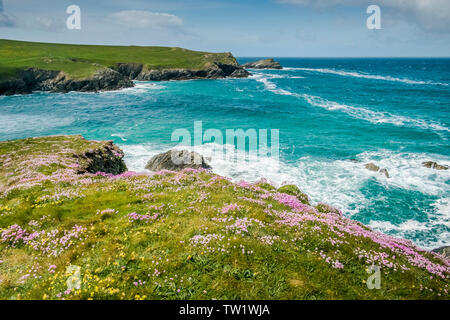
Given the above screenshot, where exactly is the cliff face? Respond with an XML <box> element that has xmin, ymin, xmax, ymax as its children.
<box><xmin>116</xmin><ymin>61</ymin><xmax>249</xmax><ymax>81</ymax></box>
<box><xmin>0</xmin><ymin>62</ymin><xmax>249</xmax><ymax>96</ymax></box>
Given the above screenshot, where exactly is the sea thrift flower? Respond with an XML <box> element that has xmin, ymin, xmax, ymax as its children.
<box><xmin>221</xmin><ymin>203</ymin><xmax>240</xmax><ymax>214</ymax></box>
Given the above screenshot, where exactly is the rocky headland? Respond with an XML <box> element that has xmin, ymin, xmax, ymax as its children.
<box><xmin>0</xmin><ymin>40</ymin><xmax>250</xmax><ymax>96</ymax></box>
<box><xmin>243</xmin><ymin>58</ymin><xmax>283</xmax><ymax>69</ymax></box>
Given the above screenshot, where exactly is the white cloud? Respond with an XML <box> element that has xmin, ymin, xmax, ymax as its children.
<box><xmin>278</xmin><ymin>0</ymin><xmax>450</xmax><ymax>33</ymax></box>
<box><xmin>110</xmin><ymin>10</ymin><xmax>183</xmax><ymax>29</ymax></box>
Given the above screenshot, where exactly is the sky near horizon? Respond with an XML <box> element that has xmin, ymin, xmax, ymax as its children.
<box><xmin>0</xmin><ymin>0</ymin><xmax>449</xmax><ymax>57</ymax></box>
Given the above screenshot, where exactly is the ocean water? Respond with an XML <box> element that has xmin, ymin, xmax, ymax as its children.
<box><xmin>0</xmin><ymin>58</ymin><xmax>449</xmax><ymax>249</ymax></box>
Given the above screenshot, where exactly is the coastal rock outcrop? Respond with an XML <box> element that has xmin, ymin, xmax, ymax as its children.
<box><xmin>74</xmin><ymin>140</ymin><xmax>127</xmax><ymax>175</ymax></box>
<box><xmin>0</xmin><ymin>63</ymin><xmax>249</xmax><ymax>96</ymax></box>
<box><xmin>145</xmin><ymin>150</ymin><xmax>212</xmax><ymax>171</ymax></box>
<box><xmin>0</xmin><ymin>68</ymin><xmax>134</xmax><ymax>96</ymax></box>
<box><xmin>116</xmin><ymin>62</ymin><xmax>249</xmax><ymax>81</ymax></box>
<box><xmin>422</xmin><ymin>161</ymin><xmax>448</xmax><ymax>170</ymax></box>
<box><xmin>365</xmin><ymin>163</ymin><xmax>389</xmax><ymax>178</ymax></box>
<box><xmin>243</xmin><ymin>58</ymin><xmax>282</xmax><ymax>69</ymax></box>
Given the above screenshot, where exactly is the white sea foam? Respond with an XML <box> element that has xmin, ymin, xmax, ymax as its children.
<box><xmin>301</xmin><ymin>93</ymin><xmax>450</xmax><ymax>133</ymax></box>
<box><xmin>250</xmin><ymin>73</ymin><xmax>296</xmax><ymax>96</ymax></box>
<box><xmin>282</xmin><ymin>67</ymin><xmax>449</xmax><ymax>86</ymax></box>
<box><xmin>122</xmin><ymin>143</ymin><xmax>449</xmax><ymax>210</ymax></box>
<box><xmin>249</xmin><ymin>72</ymin><xmax>450</xmax><ymax>133</ymax></box>
<box><xmin>111</xmin><ymin>133</ymin><xmax>128</xmax><ymax>142</ymax></box>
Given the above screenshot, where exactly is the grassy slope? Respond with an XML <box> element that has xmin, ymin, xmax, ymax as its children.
<box><xmin>0</xmin><ymin>39</ymin><xmax>237</xmax><ymax>81</ymax></box>
<box><xmin>0</xmin><ymin>136</ymin><xmax>449</xmax><ymax>300</ymax></box>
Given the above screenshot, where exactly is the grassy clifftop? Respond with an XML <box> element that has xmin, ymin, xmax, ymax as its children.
<box><xmin>0</xmin><ymin>136</ymin><xmax>449</xmax><ymax>300</ymax></box>
<box><xmin>0</xmin><ymin>39</ymin><xmax>238</xmax><ymax>80</ymax></box>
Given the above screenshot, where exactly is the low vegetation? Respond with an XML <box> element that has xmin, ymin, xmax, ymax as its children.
<box><xmin>0</xmin><ymin>135</ymin><xmax>448</xmax><ymax>300</ymax></box>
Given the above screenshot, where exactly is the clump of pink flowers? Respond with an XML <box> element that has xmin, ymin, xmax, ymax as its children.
<box><xmin>273</xmin><ymin>192</ymin><xmax>311</xmax><ymax>213</ymax></box>
<box><xmin>128</xmin><ymin>212</ymin><xmax>159</xmax><ymax>222</ymax></box>
<box><xmin>221</xmin><ymin>203</ymin><xmax>240</xmax><ymax>214</ymax></box>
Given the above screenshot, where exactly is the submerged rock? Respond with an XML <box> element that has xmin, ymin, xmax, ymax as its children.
<box><xmin>243</xmin><ymin>58</ymin><xmax>282</xmax><ymax>69</ymax></box>
<box><xmin>365</xmin><ymin>163</ymin><xmax>380</xmax><ymax>172</ymax></box>
<box><xmin>422</xmin><ymin>161</ymin><xmax>448</xmax><ymax>170</ymax></box>
<box><xmin>365</xmin><ymin>163</ymin><xmax>389</xmax><ymax>178</ymax></box>
<box><xmin>277</xmin><ymin>184</ymin><xmax>309</xmax><ymax>205</ymax></box>
<box><xmin>145</xmin><ymin>150</ymin><xmax>212</xmax><ymax>171</ymax></box>
<box><xmin>379</xmin><ymin>168</ymin><xmax>390</xmax><ymax>178</ymax></box>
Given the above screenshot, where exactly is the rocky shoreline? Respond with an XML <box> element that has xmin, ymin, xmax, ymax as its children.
<box><xmin>0</xmin><ymin>61</ymin><xmax>249</xmax><ymax>96</ymax></box>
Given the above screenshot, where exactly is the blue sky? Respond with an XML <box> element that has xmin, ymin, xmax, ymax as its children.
<box><xmin>1</xmin><ymin>0</ymin><xmax>449</xmax><ymax>57</ymax></box>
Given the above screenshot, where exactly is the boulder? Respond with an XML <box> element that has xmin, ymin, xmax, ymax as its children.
<box><xmin>379</xmin><ymin>168</ymin><xmax>390</xmax><ymax>178</ymax></box>
<box><xmin>365</xmin><ymin>163</ymin><xmax>380</xmax><ymax>172</ymax></box>
<box><xmin>422</xmin><ymin>161</ymin><xmax>448</xmax><ymax>170</ymax></box>
<box><xmin>74</xmin><ymin>140</ymin><xmax>127</xmax><ymax>175</ymax></box>
<box><xmin>145</xmin><ymin>150</ymin><xmax>212</xmax><ymax>171</ymax></box>
<box><xmin>365</xmin><ymin>163</ymin><xmax>389</xmax><ymax>178</ymax></box>
<box><xmin>243</xmin><ymin>58</ymin><xmax>282</xmax><ymax>69</ymax></box>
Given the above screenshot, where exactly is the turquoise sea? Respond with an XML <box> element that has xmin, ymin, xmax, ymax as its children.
<box><xmin>0</xmin><ymin>58</ymin><xmax>449</xmax><ymax>249</ymax></box>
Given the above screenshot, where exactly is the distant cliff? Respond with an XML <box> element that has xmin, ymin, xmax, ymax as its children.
<box><xmin>0</xmin><ymin>39</ymin><xmax>249</xmax><ymax>95</ymax></box>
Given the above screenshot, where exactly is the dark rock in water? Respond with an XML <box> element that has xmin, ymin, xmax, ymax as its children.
<box><xmin>243</xmin><ymin>58</ymin><xmax>282</xmax><ymax>69</ymax></box>
<box><xmin>277</xmin><ymin>184</ymin><xmax>309</xmax><ymax>205</ymax></box>
<box><xmin>349</xmin><ymin>159</ymin><xmax>361</xmax><ymax>163</ymax></box>
<box><xmin>422</xmin><ymin>161</ymin><xmax>448</xmax><ymax>170</ymax></box>
<box><xmin>315</xmin><ymin>203</ymin><xmax>342</xmax><ymax>216</ymax></box>
<box><xmin>379</xmin><ymin>168</ymin><xmax>390</xmax><ymax>178</ymax></box>
<box><xmin>365</xmin><ymin>163</ymin><xmax>389</xmax><ymax>178</ymax></box>
<box><xmin>432</xmin><ymin>246</ymin><xmax>450</xmax><ymax>259</ymax></box>
<box><xmin>365</xmin><ymin>163</ymin><xmax>380</xmax><ymax>172</ymax></box>
<box><xmin>74</xmin><ymin>140</ymin><xmax>127</xmax><ymax>175</ymax></box>
<box><xmin>145</xmin><ymin>150</ymin><xmax>212</xmax><ymax>171</ymax></box>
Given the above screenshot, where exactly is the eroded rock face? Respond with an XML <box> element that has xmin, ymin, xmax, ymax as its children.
<box><xmin>0</xmin><ymin>68</ymin><xmax>134</xmax><ymax>96</ymax></box>
<box><xmin>423</xmin><ymin>161</ymin><xmax>448</xmax><ymax>170</ymax></box>
<box><xmin>74</xmin><ymin>140</ymin><xmax>127</xmax><ymax>175</ymax></box>
<box><xmin>116</xmin><ymin>62</ymin><xmax>249</xmax><ymax>81</ymax></box>
<box><xmin>0</xmin><ymin>56</ymin><xmax>250</xmax><ymax>95</ymax></box>
<box><xmin>243</xmin><ymin>58</ymin><xmax>282</xmax><ymax>69</ymax></box>
<box><xmin>145</xmin><ymin>150</ymin><xmax>212</xmax><ymax>172</ymax></box>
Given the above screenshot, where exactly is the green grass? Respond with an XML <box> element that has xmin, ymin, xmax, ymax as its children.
<box><xmin>0</xmin><ymin>39</ymin><xmax>238</xmax><ymax>80</ymax></box>
<box><xmin>0</xmin><ymin>135</ymin><xmax>449</xmax><ymax>300</ymax></box>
